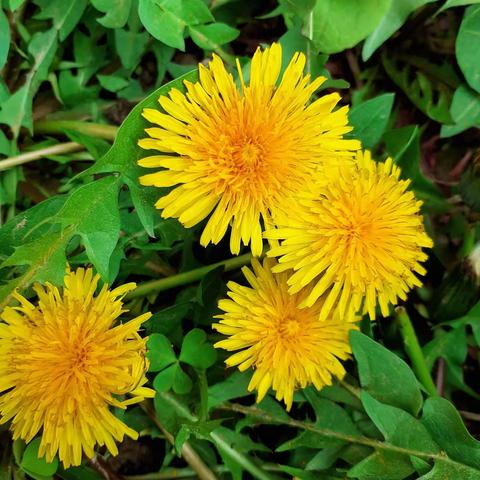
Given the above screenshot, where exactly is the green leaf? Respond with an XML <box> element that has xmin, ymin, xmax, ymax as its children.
<box><xmin>441</xmin><ymin>84</ymin><xmax>480</xmax><ymax>137</ymax></box>
<box><xmin>419</xmin><ymin>459</ymin><xmax>480</xmax><ymax>479</ymax></box>
<box><xmin>21</xmin><ymin>438</ymin><xmax>58</xmax><ymax>477</ymax></box>
<box><xmin>35</xmin><ymin>0</ymin><xmax>88</xmax><ymax>41</ymax></box>
<box><xmin>311</xmin><ymin>0</ymin><xmax>392</xmax><ymax>54</ymax></box>
<box><xmin>189</xmin><ymin>23</ymin><xmax>240</xmax><ymax>50</ymax></box>
<box><xmin>0</xmin><ymin>9</ymin><xmax>10</xmax><ymax>69</ymax></box>
<box><xmin>457</xmin><ymin>5</ymin><xmax>480</xmax><ymax>93</ymax></box>
<box><xmin>0</xmin><ymin>195</ymin><xmax>66</xmax><ymax>257</ymax></box>
<box><xmin>97</xmin><ymin>74</ymin><xmax>130</xmax><ymax>92</ymax></box>
<box><xmin>361</xmin><ymin>392</ymin><xmax>439</xmax><ymax>453</ymax></box>
<box><xmin>91</xmin><ymin>0</ymin><xmax>132</xmax><ymax>28</ymax></box>
<box><xmin>384</xmin><ymin>125</ymin><xmax>447</xmax><ymax>212</ymax></box>
<box><xmin>382</xmin><ymin>53</ymin><xmax>454</xmax><ymax>124</ymax></box>
<box><xmin>64</xmin><ymin>130</ymin><xmax>111</xmax><ymax>161</ymax></box>
<box><xmin>0</xmin><ymin>227</ymin><xmax>71</xmax><ymax>310</ymax></box>
<box><xmin>422</xmin><ymin>396</ymin><xmax>480</xmax><ymax>469</ymax></box>
<box><xmin>153</xmin><ymin>362</ymin><xmax>192</xmax><ymax>394</ymax></box>
<box><xmin>138</xmin><ymin>0</ymin><xmax>185</xmax><ymax>50</ymax></box>
<box><xmin>348</xmin><ymin>451</ymin><xmax>415</xmax><ymax>480</ymax></box>
<box><xmin>54</xmin><ymin>176</ymin><xmax>120</xmax><ymax>280</ymax></box>
<box><xmin>147</xmin><ymin>333</ymin><xmax>177</xmax><ymax>372</ymax></box>
<box><xmin>279</xmin><ymin>0</ymin><xmax>316</xmax><ymax>17</ymax></box>
<box><xmin>439</xmin><ymin>0</ymin><xmax>480</xmax><ymax>12</ymax></box>
<box><xmin>7</xmin><ymin>0</ymin><xmax>26</xmax><ymax>10</ymax></box>
<box><xmin>57</xmin><ymin>465</ymin><xmax>102</xmax><ymax>480</ymax></box>
<box><xmin>179</xmin><ymin>328</ymin><xmax>217</xmax><ymax>369</ymax></box>
<box><xmin>82</xmin><ymin>69</ymin><xmax>198</xmax><ymax>236</ymax></box>
<box><xmin>349</xmin><ymin>93</ymin><xmax>394</xmax><ymax>149</ymax></box>
<box><xmin>207</xmin><ymin>371</ymin><xmax>252</xmax><ymax>409</ymax></box>
<box><xmin>363</xmin><ymin>0</ymin><xmax>436</xmax><ymax>61</ymax></box>
<box><xmin>114</xmin><ymin>29</ymin><xmax>149</xmax><ymax>69</ymax></box>
<box><xmin>0</xmin><ymin>29</ymin><xmax>57</xmax><ymax>136</ymax></box>
<box><xmin>277</xmin><ymin>395</ymin><xmax>360</xmax><ymax>451</ymax></box>
<box><xmin>350</xmin><ymin>331</ymin><xmax>423</xmax><ymax>416</ymax></box>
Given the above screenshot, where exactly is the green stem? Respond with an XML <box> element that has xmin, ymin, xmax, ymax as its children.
<box><xmin>197</xmin><ymin>369</ymin><xmax>209</xmax><ymax>422</ymax></box>
<box><xmin>126</xmin><ymin>253</ymin><xmax>252</xmax><ymax>300</ymax></box>
<box><xmin>125</xmin><ymin>465</ymin><xmax>283</xmax><ymax>480</ymax></box>
<box><xmin>219</xmin><ymin>402</ymin><xmax>464</xmax><ymax>466</ymax></box>
<box><xmin>395</xmin><ymin>307</ymin><xmax>439</xmax><ymax>397</ymax></box>
<box><xmin>209</xmin><ymin>432</ymin><xmax>276</xmax><ymax>480</ymax></box>
<box><xmin>153</xmin><ymin>393</ymin><xmax>276</xmax><ymax>480</ymax></box>
<box><xmin>0</xmin><ymin>142</ymin><xmax>83</xmax><ymax>171</ymax></box>
<box><xmin>34</xmin><ymin>120</ymin><xmax>118</xmax><ymax>141</ymax></box>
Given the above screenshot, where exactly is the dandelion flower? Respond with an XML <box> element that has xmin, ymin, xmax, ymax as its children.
<box><xmin>213</xmin><ymin>258</ymin><xmax>357</xmax><ymax>410</ymax></box>
<box><xmin>0</xmin><ymin>268</ymin><xmax>155</xmax><ymax>468</ymax></box>
<box><xmin>138</xmin><ymin>43</ymin><xmax>360</xmax><ymax>256</ymax></box>
<box><xmin>266</xmin><ymin>150</ymin><xmax>433</xmax><ymax>321</ymax></box>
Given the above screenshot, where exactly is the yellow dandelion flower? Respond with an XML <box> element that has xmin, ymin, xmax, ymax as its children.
<box><xmin>266</xmin><ymin>150</ymin><xmax>433</xmax><ymax>321</ymax></box>
<box><xmin>138</xmin><ymin>43</ymin><xmax>360</xmax><ymax>256</ymax></box>
<box><xmin>0</xmin><ymin>268</ymin><xmax>155</xmax><ymax>468</ymax></box>
<box><xmin>213</xmin><ymin>258</ymin><xmax>357</xmax><ymax>411</ymax></box>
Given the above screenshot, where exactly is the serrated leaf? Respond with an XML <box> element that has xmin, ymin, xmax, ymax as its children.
<box><xmin>384</xmin><ymin>125</ymin><xmax>447</xmax><ymax>212</ymax></box>
<box><xmin>311</xmin><ymin>0</ymin><xmax>392</xmax><ymax>54</ymax></box>
<box><xmin>114</xmin><ymin>29</ymin><xmax>149</xmax><ymax>69</ymax></box>
<box><xmin>147</xmin><ymin>333</ymin><xmax>177</xmax><ymax>372</ymax></box>
<box><xmin>82</xmin><ymin>70</ymin><xmax>198</xmax><ymax>236</ymax></box>
<box><xmin>207</xmin><ymin>371</ymin><xmax>252</xmax><ymax>409</ymax></box>
<box><xmin>91</xmin><ymin>0</ymin><xmax>132</xmax><ymax>28</ymax></box>
<box><xmin>457</xmin><ymin>5</ymin><xmax>480</xmax><ymax>93</ymax></box>
<box><xmin>361</xmin><ymin>392</ymin><xmax>439</xmax><ymax>454</ymax></box>
<box><xmin>179</xmin><ymin>328</ymin><xmax>217</xmax><ymax>369</ymax></box>
<box><xmin>189</xmin><ymin>23</ymin><xmax>240</xmax><ymax>50</ymax></box>
<box><xmin>422</xmin><ymin>396</ymin><xmax>480</xmax><ymax>469</ymax></box>
<box><xmin>350</xmin><ymin>331</ymin><xmax>423</xmax><ymax>416</ymax></box>
<box><xmin>0</xmin><ymin>29</ymin><xmax>57</xmax><ymax>136</ymax></box>
<box><xmin>419</xmin><ymin>459</ymin><xmax>480</xmax><ymax>479</ymax></box>
<box><xmin>35</xmin><ymin>0</ymin><xmax>87</xmax><ymax>41</ymax></box>
<box><xmin>349</xmin><ymin>93</ymin><xmax>395</xmax><ymax>149</ymax></box>
<box><xmin>277</xmin><ymin>395</ymin><xmax>360</xmax><ymax>451</ymax></box>
<box><xmin>21</xmin><ymin>438</ymin><xmax>58</xmax><ymax>477</ymax></box>
<box><xmin>363</xmin><ymin>0</ymin><xmax>436</xmax><ymax>61</ymax></box>
<box><xmin>55</xmin><ymin>176</ymin><xmax>120</xmax><ymax>280</ymax></box>
<box><xmin>0</xmin><ymin>195</ymin><xmax>66</xmax><ymax>257</ymax></box>
<box><xmin>382</xmin><ymin>53</ymin><xmax>453</xmax><ymax>124</ymax></box>
<box><xmin>0</xmin><ymin>227</ymin><xmax>71</xmax><ymax>310</ymax></box>
<box><xmin>348</xmin><ymin>450</ymin><xmax>415</xmax><ymax>480</ymax></box>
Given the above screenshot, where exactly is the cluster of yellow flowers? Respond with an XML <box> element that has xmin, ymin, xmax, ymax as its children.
<box><xmin>139</xmin><ymin>43</ymin><xmax>432</xmax><ymax>410</ymax></box>
<box><xmin>0</xmin><ymin>43</ymin><xmax>432</xmax><ymax>470</ymax></box>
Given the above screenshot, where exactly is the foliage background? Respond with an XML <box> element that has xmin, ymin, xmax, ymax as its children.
<box><xmin>1</xmin><ymin>0</ymin><xmax>480</xmax><ymax>479</ymax></box>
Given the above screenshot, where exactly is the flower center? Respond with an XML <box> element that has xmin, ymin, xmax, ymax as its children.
<box><xmin>237</xmin><ymin>140</ymin><xmax>263</xmax><ymax>167</ymax></box>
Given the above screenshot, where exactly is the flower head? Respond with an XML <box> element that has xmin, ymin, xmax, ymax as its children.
<box><xmin>0</xmin><ymin>268</ymin><xmax>155</xmax><ymax>468</ymax></box>
<box><xmin>138</xmin><ymin>43</ymin><xmax>359</xmax><ymax>256</ymax></box>
<box><xmin>266</xmin><ymin>150</ymin><xmax>433</xmax><ymax>321</ymax></box>
<box><xmin>213</xmin><ymin>258</ymin><xmax>357</xmax><ymax>410</ymax></box>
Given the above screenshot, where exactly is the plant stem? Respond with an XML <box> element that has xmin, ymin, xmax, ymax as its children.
<box><xmin>153</xmin><ymin>392</ymin><xmax>276</xmax><ymax>480</ymax></box>
<box><xmin>127</xmin><ymin>253</ymin><xmax>252</xmax><ymax>300</ymax></box>
<box><xmin>218</xmin><ymin>402</ymin><xmax>465</xmax><ymax>466</ymax></box>
<box><xmin>395</xmin><ymin>307</ymin><xmax>438</xmax><ymax>397</ymax></box>
<box><xmin>197</xmin><ymin>369</ymin><xmax>209</xmax><ymax>422</ymax></box>
<box><xmin>209</xmin><ymin>431</ymin><xmax>274</xmax><ymax>480</ymax></box>
<box><xmin>141</xmin><ymin>401</ymin><xmax>217</xmax><ymax>480</ymax></box>
<box><xmin>34</xmin><ymin>120</ymin><xmax>118</xmax><ymax>141</ymax></box>
<box><xmin>0</xmin><ymin>142</ymin><xmax>84</xmax><ymax>171</ymax></box>
<box><xmin>125</xmin><ymin>465</ymin><xmax>283</xmax><ymax>480</ymax></box>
